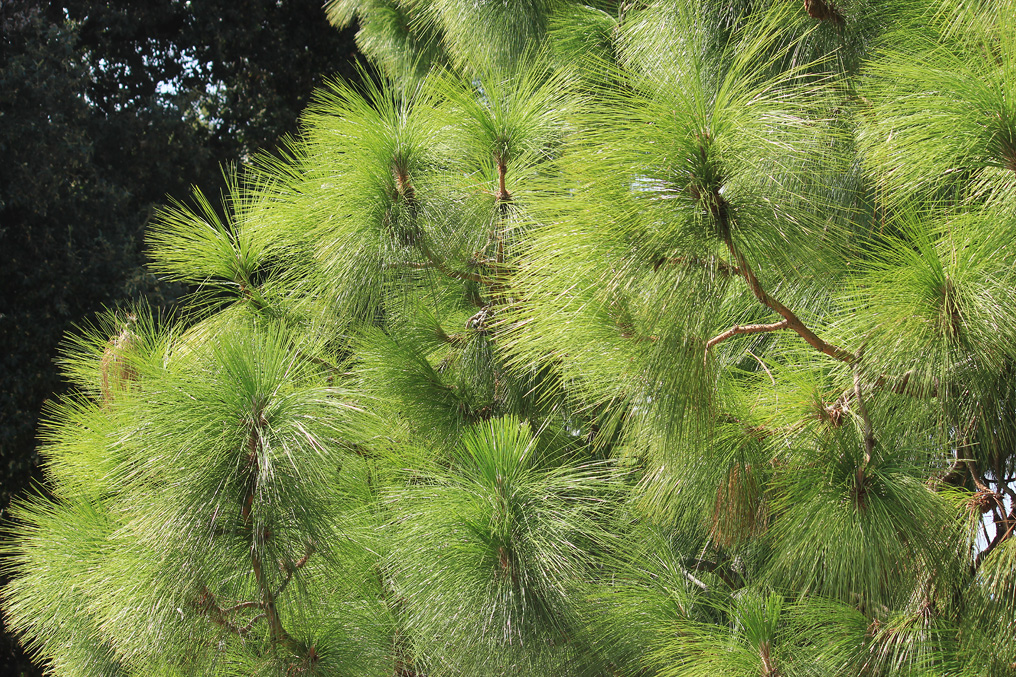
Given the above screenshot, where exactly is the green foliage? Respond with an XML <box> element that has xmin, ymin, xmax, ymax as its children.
<box><xmin>6</xmin><ymin>1</ymin><xmax>1016</xmax><ymax>675</ymax></box>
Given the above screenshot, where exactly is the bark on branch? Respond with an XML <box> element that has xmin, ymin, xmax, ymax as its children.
<box><xmin>495</xmin><ymin>158</ymin><xmax>511</xmax><ymax>203</ymax></box>
<box><xmin>705</xmin><ymin>319</ymin><xmax>789</xmax><ymax>362</ymax></box>
<box><xmin>196</xmin><ymin>588</ymin><xmax>261</xmax><ymax>637</ymax></box>
<box><xmin>722</xmin><ymin>232</ymin><xmax>855</xmax><ymax>363</ymax></box>
<box><xmin>975</xmin><ymin>503</ymin><xmax>1016</xmax><ymax>569</ymax></box>
<box><xmin>242</xmin><ymin>423</ymin><xmax>295</xmax><ymax>652</ymax></box>
<box><xmin>853</xmin><ymin>366</ymin><xmax>875</xmax><ymax>464</ymax></box>
<box><xmin>804</xmin><ymin>0</ymin><xmax>844</xmax><ymax>24</ymax></box>
<box><xmin>274</xmin><ymin>540</ymin><xmax>316</xmax><ymax>599</ymax></box>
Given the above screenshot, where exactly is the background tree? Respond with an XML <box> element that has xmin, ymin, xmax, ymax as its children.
<box><xmin>0</xmin><ymin>1</ymin><xmax>360</xmax><ymax>673</ymax></box>
<box><xmin>5</xmin><ymin>0</ymin><xmax>1016</xmax><ymax>676</ymax></box>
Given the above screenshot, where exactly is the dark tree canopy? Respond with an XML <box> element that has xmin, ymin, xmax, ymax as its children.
<box><xmin>0</xmin><ymin>1</ymin><xmax>360</xmax><ymax>673</ymax></box>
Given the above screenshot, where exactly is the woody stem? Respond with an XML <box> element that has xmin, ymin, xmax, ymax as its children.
<box><xmin>242</xmin><ymin>425</ymin><xmax>293</xmax><ymax>651</ymax></box>
<box><xmin>721</xmin><ymin>230</ymin><xmax>855</xmax><ymax>363</ymax></box>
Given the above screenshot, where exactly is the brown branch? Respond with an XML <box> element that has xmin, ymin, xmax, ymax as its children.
<box><xmin>274</xmin><ymin>540</ymin><xmax>316</xmax><ymax>599</ymax></box>
<box><xmin>723</xmin><ymin>232</ymin><xmax>855</xmax><ymax>363</ymax></box>
<box><xmin>760</xmin><ymin>640</ymin><xmax>781</xmax><ymax>677</ymax></box>
<box><xmin>966</xmin><ymin>455</ymin><xmax>1008</xmax><ymax>539</ymax></box>
<box><xmin>242</xmin><ymin>422</ymin><xmax>294</xmax><ymax>652</ymax></box>
<box><xmin>196</xmin><ymin>588</ymin><xmax>265</xmax><ymax>637</ymax></box>
<box><xmin>853</xmin><ymin>366</ymin><xmax>875</xmax><ymax>464</ymax></box>
<box><xmin>964</xmin><ymin>451</ymin><xmax>993</xmax><ymax>494</ymax></box>
<box><xmin>496</xmin><ymin>159</ymin><xmax>511</xmax><ymax>203</ymax></box>
<box><xmin>688</xmin><ymin>558</ymin><xmax>744</xmax><ymax>590</ymax></box>
<box><xmin>250</xmin><ymin>528</ymin><xmax>290</xmax><ymax>649</ymax></box>
<box><xmin>975</xmin><ymin>503</ymin><xmax>1016</xmax><ymax>569</ymax></box>
<box><xmin>197</xmin><ymin>589</ymin><xmax>243</xmax><ymax>635</ymax></box>
<box><xmin>222</xmin><ymin>600</ymin><xmax>261</xmax><ymax>614</ymax></box>
<box><xmin>996</xmin><ymin>477</ymin><xmax>1016</xmax><ymax>505</ymax></box>
<box><xmin>930</xmin><ymin>416</ymin><xmax>992</xmax><ymax>494</ymax></box>
<box><xmin>704</xmin><ymin>319</ymin><xmax>789</xmax><ymax>362</ymax></box>
<box><xmin>239</xmin><ymin>613</ymin><xmax>267</xmax><ymax>635</ymax></box>
<box><xmin>848</xmin><ymin>366</ymin><xmax>877</xmax><ymax>506</ymax></box>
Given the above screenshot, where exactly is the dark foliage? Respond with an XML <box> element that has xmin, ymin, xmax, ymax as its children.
<box><xmin>0</xmin><ymin>1</ymin><xmax>360</xmax><ymax>672</ymax></box>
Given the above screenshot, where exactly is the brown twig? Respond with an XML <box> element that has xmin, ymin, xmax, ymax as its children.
<box><xmin>274</xmin><ymin>540</ymin><xmax>316</xmax><ymax>599</ymax></box>
<box><xmin>197</xmin><ymin>589</ymin><xmax>242</xmax><ymax>635</ymax></box>
<box><xmin>967</xmin><ymin>460</ymin><xmax>993</xmax><ymax>494</ymax></box>
<box><xmin>495</xmin><ymin>158</ymin><xmax>511</xmax><ymax>203</ymax></box>
<box><xmin>196</xmin><ymin>588</ymin><xmax>263</xmax><ymax>637</ymax></box>
<box><xmin>222</xmin><ymin>600</ymin><xmax>261</xmax><ymax>614</ymax></box>
<box><xmin>242</xmin><ymin>421</ymin><xmax>295</xmax><ymax>651</ymax></box>
<box><xmin>853</xmin><ymin>366</ymin><xmax>875</xmax><ymax>464</ymax></box>
<box><xmin>705</xmin><ymin>186</ymin><xmax>852</xmax><ymax>363</ymax></box>
<box><xmin>688</xmin><ymin>557</ymin><xmax>744</xmax><ymax>590</ymax></box>
<box><xmin>996</xmin><ymin>477</ymin><xmax>1016</xmax><ymax>505</ymax></box>
<box><xmin>975</xmin><ymin>503</ymin><xmax>1016</xmax><ymax>569</ymax></box>
<box><xmin>723</xmin><ymin>231</ymin><xmax>855</xmax><ymax>363</ymax></box>
<box><xmin>240</xmin><ymin>613</ymin><xmax>267</xmax><ymax>634</ymax></box>
<box><xmin>704</xmin><ymin>319</ymin><xmax>789</xmax><ymax>362</ymax></box>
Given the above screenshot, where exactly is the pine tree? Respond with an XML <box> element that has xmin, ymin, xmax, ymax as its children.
<box><xmin>5</xmin><ymin>1</ymin><xmax>1016</xmax><ymax>675</ymax></box>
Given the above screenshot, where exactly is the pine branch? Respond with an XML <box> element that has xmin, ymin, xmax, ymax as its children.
<box><xmin>995</xmin><ymin>476</ymin><xmax>1016</xmax><ymax>505</ymax></box>
<box><xmin>704</xmin><ymin>319</ymin><xmax>789</xmax><ymax>362</ymax></box>
<box><xmin>852</xmin><ymin>366</ymin><xmax>876</xmax><ymax>464</ymax></box>
<box><xmin>495</xmin><ymin>157</ymin><xmax>511</xmax><ymax>203</ymax></box>
<box><xmin>242</xmin><ymin>420</ymin><xmax>294</xmax><ymax>652</ymax></box>
<box><xmin>687</xmin><ymin>557</ymin><xmax>744</xmax><ymax>590</ymax></box>
<box><xmin>974</xmin><ymin>503</ymin><xmax>1016</xmax><ymax>569</ymax></box>
<box><xmin>274</xmin><ymin>540</ymin><xmax>316</xmax><ymax>599</ymax></box>
<box><xmin>723</xmin><ymin>229</ymin><xmax>857</xmax><ymax>361</ymax></box>
<box><xmin>759</xmin><ymin>640</ymin><xmax>780</xmax><ymax>677</ymax></box>
<box><xmin>930</xmin><ymin>449</ymin><xmax>966</xmax><ymax>491</ymax></box>
<box><xmin>718</xmin><ymin>215</ymin><xmax>854</xmax><ymax>363</ymax></box>
<box><xmin>239</xmin><ymin>613</ymin><xmax>267</xmax><ymax>635</ymax></box>
<box><xmin>196</xmin><ymin>588</ymin><xmax>262</xmax><ymax>637</ymax></box>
